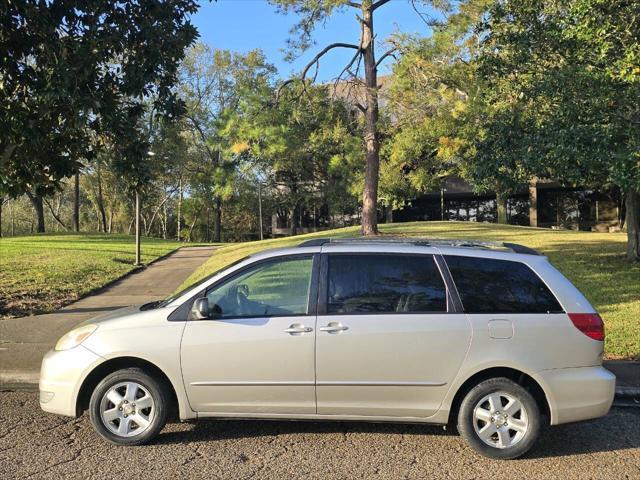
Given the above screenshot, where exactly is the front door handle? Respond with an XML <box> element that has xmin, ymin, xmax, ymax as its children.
<box><xmin>283</xmin><ymin>324</ymin><xmax>313</xmax><ymax>335</ymax></box>
<box><xmin>319</xmin><ymin>322</ymin><xmax>349</xmax><ymax>333</ymax></box>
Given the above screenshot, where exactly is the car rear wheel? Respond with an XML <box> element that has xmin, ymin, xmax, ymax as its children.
<box><xmin>457</xmin><ymin>377</ymin><xmax>541</xmax><ymax>460</ymax></box>
<box><xmin>89</xmin><ymin>368</ymin><xmax>168</xmax><ymax>446</ymax></box>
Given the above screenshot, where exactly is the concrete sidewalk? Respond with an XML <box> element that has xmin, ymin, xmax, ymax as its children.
<box><xmin>0</xmin><ymin>246</ymin><xmax>216</xmax><ymax>385</ymax></box>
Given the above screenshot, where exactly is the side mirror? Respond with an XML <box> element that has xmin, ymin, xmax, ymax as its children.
<box><xmin>191</xmin><ymin>298</ymin><xmax>210</xmax><ymax>320</ymax></box>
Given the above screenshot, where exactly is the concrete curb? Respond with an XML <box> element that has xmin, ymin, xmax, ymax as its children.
<box><xmin>615</xmin><ymin>386</ymin><xmax>640</xmax><ymax>399</ymax></box>
<box><xmin>0</xmin><ymin>372</ymin><xmax>39</xmax><ymax>388</ymax></box>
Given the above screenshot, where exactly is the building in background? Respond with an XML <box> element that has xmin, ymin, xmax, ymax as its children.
<box><xmin>393</xmin><ymin>176</ymin><xmax>623</xmax><ymax>232</ymax></box>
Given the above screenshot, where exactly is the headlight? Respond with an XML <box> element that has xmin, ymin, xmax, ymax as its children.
<box><xmin>54</xmin><ymin>324</ymin><xmax>98</xmax><ymax>351</ymax></box>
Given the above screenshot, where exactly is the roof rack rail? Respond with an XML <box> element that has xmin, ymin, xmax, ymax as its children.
<box><xmin>297</xmin><ymin>237</ymin><xmax>540</xmax><ymax>255</ymax></box>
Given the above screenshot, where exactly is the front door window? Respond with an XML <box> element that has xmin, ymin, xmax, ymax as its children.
<box><xmin>206</xmin><ymin>256</ymin><xmax>313</xmax><ymax>318</ymax></box>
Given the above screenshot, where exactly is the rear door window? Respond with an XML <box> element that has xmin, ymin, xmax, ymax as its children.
<box><xmin>444</xmin><ymin>255</ymin><xmax>563</xmax><ymax>314</ymax></box>
<box><xmin>327</xmin><ymin>254</ymin><xmax>447</xmax><ymax>314</ymax></box>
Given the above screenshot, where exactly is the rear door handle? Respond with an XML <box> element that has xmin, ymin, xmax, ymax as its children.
<box><xmin>319</xmin><ymin>322</ymin><xmax>349</xmax><ymax>333</ymax></box>
<box><xmin>283</xmin><ymin>324</ymin><xmax>313</xmax><ymax>335</ymax></box>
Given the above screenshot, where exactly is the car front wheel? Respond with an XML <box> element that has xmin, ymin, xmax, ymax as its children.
<box><xmin>457</xmin><ymin>377</ymin><xmax>541</xmax><ymax>460</ymax></box>
<box><xmin>89</xmin><ymin>368</ymin><xmax>168</xmax><ymax>446</ymax></box>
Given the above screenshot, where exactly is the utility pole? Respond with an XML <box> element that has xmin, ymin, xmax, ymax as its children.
<box><xmin>135</xmin><ymin>191</ymin><xmax>141</xmax><ymax>266</ymax></box>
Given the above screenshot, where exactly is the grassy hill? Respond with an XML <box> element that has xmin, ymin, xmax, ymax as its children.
<box><xmin>181</xmin><ymin>221</ymin><xmax>639</xmax><ymax>360</ymax></box>
<box><xmin>0</xmin><ymin>234</ymin><xmax>183</xmax><ymax>318</ymax></box>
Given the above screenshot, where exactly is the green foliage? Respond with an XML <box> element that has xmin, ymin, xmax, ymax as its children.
<box><xmin>389</xmin><ymin>0</ymin><xmax>639</xmax><ymax>208</ymax></box>
<box><xmin>226</xmin><ymin>80</ymin><xmax>363</xmax><ymax>222</ymax></box>
<box><xmin>178</xmin><ymin>44</ymin><xmax>278</xmax><ymax>235</ymax></box>
<box><xmin>384</xmin><ymin>1</ymin><xmax>488</xmax><ymax>204</ymax></box>
<box><xmin>466</xmin><ymin>0</ymin><xmax>639</xmax><ymax>193</ymax></box>
<box><xmin>0</xmin><ymin>1</ymin><xmax>199</xmax><ymax>197</ymax></box>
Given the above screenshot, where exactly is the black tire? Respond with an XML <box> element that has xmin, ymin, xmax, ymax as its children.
<box><xmin>457</xmin><ymin>377</ymin><xmax>541</xmax><ymax>460</ymax></box>
<box><xmin>89</xmin><ymin>368</ymin><xmax>168</xmax><ymax>446</ymax></box>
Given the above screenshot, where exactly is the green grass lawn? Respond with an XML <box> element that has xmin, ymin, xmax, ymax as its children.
<box><xmin>181</xmin><ymin>221</ymin><xmax>640</xmax><ymax>360</ymax></box>
<box><xmin>0</xmin><ymin>233</ymin><xmax>184</xmax><ymax>318</ymax></box>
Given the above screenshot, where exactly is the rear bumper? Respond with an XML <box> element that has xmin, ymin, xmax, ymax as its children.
<box><xmin>536</xmin><ymin>366</ymin><xmax>615</xmax><ymax>425</ymax></box>
<box><xmin>39</xmin><ymin>346</ymin><xmax>103</xmax><ymax>417</ymax></box>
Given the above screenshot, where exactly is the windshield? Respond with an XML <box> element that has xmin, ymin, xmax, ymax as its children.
<box><xmin>153</xmin><ymin>256</ymin><xmax>250</xmax><ymax>309</ymax></box>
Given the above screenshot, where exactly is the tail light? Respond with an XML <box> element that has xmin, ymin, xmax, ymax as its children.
<box><xmin>568</xmin><ymin>313</ymin><xmax>605</xmax><ymax>341</ymax></box>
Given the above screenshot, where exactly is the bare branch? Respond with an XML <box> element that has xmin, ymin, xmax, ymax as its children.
<box><xmin>334</xmin><ymin>49</ymin><xmax>363</xmax><ymax>89</ymax></box>
<box><xmin>299</xmin><ymin>43</ymin><xmax>360</xmax><ymax>81</ymax></box>
<box><xmin>346</xmin><ymin>1</ymin><xmax>362</xmax><ymax>7</ymax></box>
<box><xmin>410</xmin><ymin>0</ymin><xmax>446</xmax><ymax>28</ymax></box>
<box><xmin>43</xmin><ymin>197</ymin><xmax>69</xmax><ymax>230</ymax></box>
<box><xmin>185</xmin><ymin>114</ymin><xmax>217</xmax><ymax>164</ymax></box>
<box><xmin>276</xmin><ymin>42</ymin><xmax>360</xmax><ymax>101</ymax></box>
<box><xmin>371</xmin><ymin>0</ymin><xmax>391</xmax><ymax>11</ymax></box>
<box><xmin>375</xmin><ymin>47</ymin><xmax>398</xmax><ymax>68</ymax></box>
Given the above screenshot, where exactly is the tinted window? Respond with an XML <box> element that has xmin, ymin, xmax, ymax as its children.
<box><xmin>206</xmin><ymin>256</ymin><xmax>313</xmax><ymax>318</ymax></box>
<box><xmin>327</xmin><ymin>254</ymin><xmax>447</xmax><ymax>314</ymax></box>
<box><xmin>444</xmin><ymin>256</ymin><xmax>563</xmax><ymax>314</ymax></box>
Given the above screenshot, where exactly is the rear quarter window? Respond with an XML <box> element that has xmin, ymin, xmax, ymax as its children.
<box><xmin>444</xmin><ymin>255</ymin><xmax>563</xmax><ymax>314</ymax></box>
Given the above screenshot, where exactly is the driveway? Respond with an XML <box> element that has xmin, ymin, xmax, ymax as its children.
<box><xmin>0</xmin><ymin>391</ymin><xmax>638</xmax><ymax>479</ymax></box>
<box><xmin>0</xmin><ymin>246</ymin><xmax>216</xmax><ymax>385</ymax></box>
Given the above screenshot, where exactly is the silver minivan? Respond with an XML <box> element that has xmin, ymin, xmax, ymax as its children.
<box><xmin>40</xmin><ymin>238</ymin><xmax>615</xmax><ymax>459</ymax></box>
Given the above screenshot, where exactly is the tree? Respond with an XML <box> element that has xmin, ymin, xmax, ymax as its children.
<box><xmin>0</xmin><ymin>0</ymin><xmax>199</xmax><ymax>231</ymax></box>
<box><xmin>386</xmin><ymin>1</ymin><xmax>523</xmax><ymax>222</ymax></box>
<box><xmin>468</xmin><ymin>0</ymin><xmax>640</xmax><ymax>259</ymax></box>
<box><xmin>270</xmin><ymin>0</ymin><xmax>437</xmax><ymax>235</ymax></box>
<box><xmin>228</xmin><ymin>81</ymin><xmax>362</xmax><ymax>235</ymax></box>
<box><xmin>570</xmin><ymin>0</ymin><xmax>640</xmax><ymax>259</ymax></box>
<box><xmin>178</xmin><ymin>45</ymin><xmax>276</xmax><ymax>241</ymax></box>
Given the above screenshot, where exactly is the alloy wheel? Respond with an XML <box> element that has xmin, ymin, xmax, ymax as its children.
<box><xmin>472</xmin><ymin>390</ymin><xmax>529</xmax><ymax>449</ymax></box>
<box><xmin>99</xmin><ymin>381</ymin><xmax>155</xmax><ymax>438</ymax></box>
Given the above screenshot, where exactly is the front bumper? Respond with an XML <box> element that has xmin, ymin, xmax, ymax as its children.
<box><xmin>39</xmin><ymin>345</ymin><xmax>103</xmax><ymax>417</ymax></box>
<box><xmin>536</xmin><ymin>366</ymin><xmax>616</xmax><ymax>425</ymax></box>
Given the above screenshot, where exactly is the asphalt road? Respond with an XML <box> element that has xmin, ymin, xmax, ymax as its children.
<box><xmin>1</xmin><ymin>391</ymin><xmax>638</xmax><ymax>480</ymax></box>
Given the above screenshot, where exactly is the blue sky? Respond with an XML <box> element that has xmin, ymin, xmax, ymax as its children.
<box><xmin>192</xmin><ymin>0</ymin><xmax>436</xmax><ymax>81</ymax></box>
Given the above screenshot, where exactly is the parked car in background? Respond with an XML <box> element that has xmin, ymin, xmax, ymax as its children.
<box><xmin>40</xmin><ymin>238</ymin><xmax>615</xmax><ymax>459</ymax></box>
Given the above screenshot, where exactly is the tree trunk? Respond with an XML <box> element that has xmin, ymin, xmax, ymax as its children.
<box><xmin>213</xmin><ymin>196</ymin><xmax>222</xmax><ymax>243</ymax></box>
<box><xmin>162</xmin><ymin>198</ymin><xmax>168</xmax><ymax>240</ymax></box>
<box><xmin>626</xmin><ymin>187</ymin><xmax>640</xmax><ymax>261</ymax></box>
<box><xmin>496</xmin><ymin>193</ymin><xmax>508</xmax><ymax>224</ymax></box>
<box><xmin>360</xmin><ymin>5</ymin><xmax>380</xmax><ymax>236</ymax></box>
<box><xmin>73</xmin><ymin>171</ymin><xmax>80</xmax><ymax>232</ymax></box>
<box><xmin>27</xmin><ymin>192</ymin><xmax>45</xmax><ymax>233</ymax></box>
<box><xmin>187</xmin><ymin>206</ymin><xmax>203</xmax><ymax>242</ymax></box>
<box><xmin>11</xmin><ymin>200</ymin><xmax>15</xmax><ymax>236</ymax></box>
<box><xmin>205</xmin><ymin>206</ymin><xmax>210</xmax><ymax>242</ymax></box>
<box><xmin>96</xmin><ymin>164</ymin><xmax>107</xmax><ymax>233</ymax></box>
<box><xmin>0</xmin><ymin>198</ymin><xmax>3</xmax><ymax>238</ymax></box>
<box><xmin>177</xmin><ymin>177</ymin><xmax>183</xmax><ymax>241</ymax></box>
<box><xmin>290</xmin><ymin>205</ymin><xmax>299</xmax><ymax>236</ymax></box>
